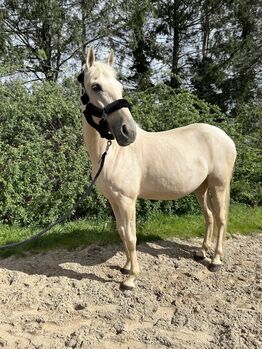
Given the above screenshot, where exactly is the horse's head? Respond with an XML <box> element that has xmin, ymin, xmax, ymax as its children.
<box><xmin>81</xmin><ymin>48</ymin><xmax>137</xmax><ymax>146</ymax></box>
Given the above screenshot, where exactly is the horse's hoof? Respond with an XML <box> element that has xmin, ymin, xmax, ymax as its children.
<box><xmin>208</xmin><ymin>263</ymin><xmax>222</xmax><ymax>272</ymax></box>
<box><xmin>193</xmin><ymin>251</ymin><xmax>205</xmax><ymax>261</ymax></box>
<box><xmin>120</xmin><ymin>282</ymin><xmax>134</xmax><ymax>291</ymax></box>
<box><xmin>120</xmin><ymin>268</ymin><xmax>130</xmax><ymax>275</ymax></box>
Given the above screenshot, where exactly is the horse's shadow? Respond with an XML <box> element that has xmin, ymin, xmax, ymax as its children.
<box><xmin>0</xmin><ymin>232</ymin><xmax>202</xmax><ymax>284</ymax></box>
<box><xmin>0</xmin><ymin>243</ymin><xmax>119</xmax><ymax>283</ymax></box>
<box><xmin>138</xmin><ymin>238</ymin><xmax>196</xmax><ymax>260</ymax></box>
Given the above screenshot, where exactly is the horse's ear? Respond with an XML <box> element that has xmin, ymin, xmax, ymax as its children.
<box><xmin>86</xmin><ymin>47</ymin><xmax>95</xmax><ymax>69</ymax></box>
<box><xmin>108</xmin><ymin>49</ymin><xmax>114</xmax><ymax>66</ymax></box>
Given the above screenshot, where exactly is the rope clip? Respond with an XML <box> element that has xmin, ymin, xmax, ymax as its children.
<box><xmin>105</xmin><ymin>140</ymin><xmax>112</xmax><ymax>152</ymax></box>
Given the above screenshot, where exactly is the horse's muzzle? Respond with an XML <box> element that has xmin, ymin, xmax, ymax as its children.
<box><xmin>112</xmin><ymin>121</ymin><xmax>137</xmax><ymax>146</ymax></box>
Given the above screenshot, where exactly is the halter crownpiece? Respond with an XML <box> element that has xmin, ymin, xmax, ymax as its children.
<box><xmin>77</xmin><ymin>72</ymin><xmax>132</xmax><ymax>140</ymax></box>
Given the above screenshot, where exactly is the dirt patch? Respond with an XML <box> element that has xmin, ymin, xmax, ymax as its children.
<box><xmin>0</xmin><ymin>234</ymin><xmax>261</xmax><ymax>349</ymax></box>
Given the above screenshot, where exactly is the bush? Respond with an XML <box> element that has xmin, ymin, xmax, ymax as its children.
<box><xmin>232</xmin><ymin>100</ymin><xmax>262</xmax><ymax>206</ymax></box>
<box><xmin>127</xmin><ymin>85</ymin><xmax>224</xmax><ymax>131</ymax></box>
<box><xmin>0</xmin><ymin>82</ymin><xmax>260</xmax><ymax>226</ymax></box>
<box><xmin>0</xmin><ymin>81</ymin><xmax>109</xmax><ymax>225</ymax></box>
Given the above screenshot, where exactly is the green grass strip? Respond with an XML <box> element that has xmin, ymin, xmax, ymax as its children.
<box><xmin>0</xmin><ymin>204</ymin><xmax>261</xmax><ymax>257</ymax></box>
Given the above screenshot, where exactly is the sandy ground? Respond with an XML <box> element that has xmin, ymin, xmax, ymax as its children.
<box><xmin>0</xmin><ymin>234</ymin><xmax>261</xmax><ymax>349</ymax></box>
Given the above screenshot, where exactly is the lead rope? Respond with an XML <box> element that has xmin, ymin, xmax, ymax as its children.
<box><xmin>0</xmin><ymin>140</ymin><xmax>112</xmax><ymax>251</ymax></box>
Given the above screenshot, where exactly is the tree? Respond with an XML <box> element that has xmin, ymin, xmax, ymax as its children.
<box><xmin>106</xmin><ymin>0</ymin><xmax>161</xmax><ymax>90</ymax></box>
<box><xmin>190</xmin><ymin>0</ymin><xmax>261</xmax><ymax>113</ymax></box>
<box><xmin>228</xmin><ymin>0</ymin><xmax>261</xmax><ymax>111</ymax></box>
<box><xmin>1</xmin><ymin>0</ymin><xmax>112</xmax><ymax>81</ymax></box>
<box><xmin>154</xmin><ymin>0</ymin><xmax>201</xmax><ymax>89</ymax></box>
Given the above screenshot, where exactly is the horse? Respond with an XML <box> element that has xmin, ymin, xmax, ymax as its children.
<box><xmin>79</xmin><ymin>48</ymin><xmax>237</xmax><ymax>290</ymax></box>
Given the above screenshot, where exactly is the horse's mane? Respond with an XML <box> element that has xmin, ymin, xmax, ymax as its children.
<box><xmin>86</xmin><ymin>61</ymin><xmax>116</xmax><ymax>80</ymax></box>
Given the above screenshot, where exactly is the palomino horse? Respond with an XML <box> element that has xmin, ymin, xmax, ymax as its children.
<box><xmin>79</xmin><ymin>48</ymin><xmax>236</xmax><ymax>290</ymax></box>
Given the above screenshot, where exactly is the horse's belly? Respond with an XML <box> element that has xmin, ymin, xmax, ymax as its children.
<box><xmin>139</xmin><ymin>185</ymin><xmax>196</xmax><ymax>200</ymax></box>
<box><xmin>139</xmin><ymin>171</ymin><xmax>207</xmax><ymax>200</ymax></box>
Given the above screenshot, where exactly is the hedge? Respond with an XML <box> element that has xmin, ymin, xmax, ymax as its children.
<box><xmin>0</xmin><ymin>81</ymin><xmax>260</xmax><ymax>226</ymax></box>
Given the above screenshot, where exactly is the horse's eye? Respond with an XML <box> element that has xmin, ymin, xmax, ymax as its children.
<box><xmin>92</xmin><ymin>83</ymin><xmax>102</xmax><ymax>92</ymax></box>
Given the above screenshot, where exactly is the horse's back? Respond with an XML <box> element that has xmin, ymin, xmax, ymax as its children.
<box><xmin>139</xmin><ymin>123</ymin><xmax>236</xmax><ymax>160</ymax></box>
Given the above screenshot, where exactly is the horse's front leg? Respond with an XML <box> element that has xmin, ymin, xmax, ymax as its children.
<box><xmin>117</xmin><ymin>196</ymin><xmax>139</xmax><ymax>290</ymax></box>
<box><xmin>109</xmin><ymin>200</ymin><xmax>131</xmax><ymax>274</ymax></box>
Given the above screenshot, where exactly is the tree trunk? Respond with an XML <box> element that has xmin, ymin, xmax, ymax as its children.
<box><xmin>170</xmin><ymin>1</ymin><xmax>180</xmax><ymax>89</ymax></box>
<box><xmin>81</xmin><ymin>0</ymin><xmax>87</xmax><ymax>65</ymax></box>
<box><xmin>201</xmin><ymin>0</ymin><xmax>210</xmax><ymax>59</ymax></box>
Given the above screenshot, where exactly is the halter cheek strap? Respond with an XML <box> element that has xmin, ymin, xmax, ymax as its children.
<box><xmin>77</xmin><ymin>72</ymin><xmax>132</xmax><ymax>140</ymax></box>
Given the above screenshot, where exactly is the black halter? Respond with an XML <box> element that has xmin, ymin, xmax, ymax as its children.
<box><xmin>77</xmin><ymin>71</ymin><xmax>132</xmax><ymax>140</ymax></box>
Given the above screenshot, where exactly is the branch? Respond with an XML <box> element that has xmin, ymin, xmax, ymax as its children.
<box><xmin>4</xmin><ymin>19</ymin><xmax>43</xmax><ymax>63</ymax></box>
<box><xmin>57</xmin><ymin>37</ymin><xmax>103</xmax><ymax>68</ymax></box>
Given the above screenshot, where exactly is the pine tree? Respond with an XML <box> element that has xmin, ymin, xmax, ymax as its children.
<box><xmin>154</xmin><ymin>0</ymin><xmax>200</xmax><ymax>89</ymax></box>
<box><xmin>190</xmin><ymin>0</ymin><xmax>261</xmax><ymax>113</ymax></box>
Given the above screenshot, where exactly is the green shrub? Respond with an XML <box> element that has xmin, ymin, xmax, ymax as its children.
<box><xmin>0</xmin><ymin>81</ymin><xmax>109</xmax><ymax>225</ymax></box>
<box><xmin>127</xmin><ymin>85</ymin><xmax>223</xmax><ymax>131</ymax></box>
<box><xmin>0</xmin><ymin>81</ymin><xmax>260</xmax><ymax>226</ymax></box>
<box><xmin>232</xmin><ymin>100</ymin><xmax>262</xmax><ymax>206</ymax></box>
<box><xmin>231</xmin><ymin>139</ymin><xmax>261</xmax><ymax>206</ymax></box>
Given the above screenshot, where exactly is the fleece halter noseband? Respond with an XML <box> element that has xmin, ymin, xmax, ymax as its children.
<box><xmin>77</xmin><ymin>71</ymin><xmax>132</xmax><ymax>140</ymax></box>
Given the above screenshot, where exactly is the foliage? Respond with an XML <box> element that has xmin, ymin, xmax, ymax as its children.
<box><xmin>189</xmin><ymin>0</ymin><xmax>261</xmax><ymax>113</ymax></box>
<box><xmin>1</xmin><ymin>0</ymin><xmax>261</xmax><ymax>114</ymax></box>
<box><xmin>0</xmin><ymin>81</ymin><xmax>110</xmax><ymax>226</ymax></box>
<box><xmin>235</xmin><ymin>100</ymin><xmax>262</xmax><ymax>140</ymax></box>
<box><xmin>128</xmin><ymin>85</ymin><xmax>223</xmax><ymax>131</ymax></box>
<box><xmin>123</xmin><ymin>0</ymin><xmax>158</xmax><ymax>90</ymax></box>
<box><xmin>1</xmin><ymin>0</ymin><xmax>114</xmax><ymax>81</ymax></box>
<box><xmin>230</xmin><ymin>100</ymin><xmax>262</xmax><ymax>206</ymax></box>
<box><xmin>231</xmin><ymin>139</ymin><xmax>261</xmax><ymax>206</ymax></box>
<box><xmin>0</xmin><ymin>81</ymin><xmax>260</xmax><ymax>226</ymax></box>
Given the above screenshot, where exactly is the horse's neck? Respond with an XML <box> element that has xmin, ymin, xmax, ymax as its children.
<box><xmin>82</xmin><ymin>117</ymin><xmax>105</xmax><ymax>166</ymax></box>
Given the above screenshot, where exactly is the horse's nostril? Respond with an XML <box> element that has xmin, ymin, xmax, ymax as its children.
<box><xmin>122</xmin><ymin>124</ymin><xmax>129</xmax><ymax>138</ymax></box>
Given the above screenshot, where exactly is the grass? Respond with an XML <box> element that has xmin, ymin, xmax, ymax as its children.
<box><xmin>141</xmin><ymin>204</ymin><xmax>262</xmax><ymax>240</ymax></box>
<box><xmin>0</xmin><ymin>204</ymin><xmax>261</xmax><ymax>257</ymax></box>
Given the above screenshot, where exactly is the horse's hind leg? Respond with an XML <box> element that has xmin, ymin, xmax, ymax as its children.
<box><xmin>194</xmin><ymin>180</ymin><xmax>214</xmax><ymax>260</ymax></box>
<box><xmin>209</xmin><ymin>183</ymin><xmax>229</xmax><ymax>271</ymax></box>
